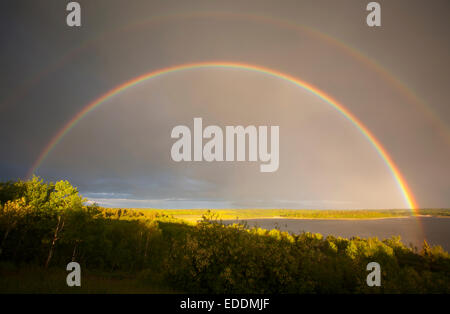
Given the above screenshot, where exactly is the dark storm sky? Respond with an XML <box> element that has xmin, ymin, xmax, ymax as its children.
<box><xmin>0</xmin><ymin>0</ymin><xmax>449</xmax><ymax>209</ymax></box>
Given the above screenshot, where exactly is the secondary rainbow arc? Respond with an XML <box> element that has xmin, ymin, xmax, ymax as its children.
<box><xmin>28</xmin><ymin>61</ymin><xmax>419</xmax><ymax>212</ymax></box>
<box><xmin>5</xmin><ymin>12</ymin><xmax>448</xmax><ymax>146</ymax></box>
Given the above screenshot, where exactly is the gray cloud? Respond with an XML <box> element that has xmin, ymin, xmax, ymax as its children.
<box><xmin>1</xmin><ymin>0</ymin><xmax>449</xmax><ymax>209</ymax></box>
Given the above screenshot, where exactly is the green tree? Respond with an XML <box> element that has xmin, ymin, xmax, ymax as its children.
<box><xmin>0</xmin><ymin>198</ymin><xmax>31</xmax><ymax>256</ymax></box>
<box><xmin>44</xmin><ymin>180</ymin><xmax>84</xmax><ymax>268</ymax></box>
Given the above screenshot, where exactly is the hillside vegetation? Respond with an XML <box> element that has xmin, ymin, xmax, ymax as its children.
<box><xmin>0</xmin><ymin>177</ymin><xmax>449</xmax><ymax>293</ymax></box>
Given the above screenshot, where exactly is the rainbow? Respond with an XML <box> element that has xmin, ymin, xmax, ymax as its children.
<box><xmin>115</xmin><ymin>12</ymin><xmax>450</xmax><ymax>145</ymax></box>
<box><xmin>28</xmin><ymin>61</ymin><xmax>419</xmax><ymax>212</ymax></box>
<box><xmin>4</xmin><ymin>12</ymin><xmax>449</xmax><ymax>145</ymax></box>
<box><xmin>0</xmin><ymin>11</ymin><xmax>450</xmax><ymax>145</ymax></box>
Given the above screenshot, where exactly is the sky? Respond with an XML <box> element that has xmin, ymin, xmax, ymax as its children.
<box><xmin>0</xmin><ymin>0</ymin><xmax>449</xmax><ymax>209</ymax></box>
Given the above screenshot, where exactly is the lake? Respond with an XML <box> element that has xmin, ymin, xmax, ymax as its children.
<box><xmin>222</xmin><ymin>216</ymin><xmax>450</xmax><ymax>251</ymax></box>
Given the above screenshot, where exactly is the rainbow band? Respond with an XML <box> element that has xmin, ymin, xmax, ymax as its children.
<box><xmin>28</xmin><ymin>61</ymin><xmax>418</xmax><ymax>211</ymax></box>
<box><xmin>5</xmin><ymin>12</ymin><xmax>449</xmax><ymax>145</ymax></box>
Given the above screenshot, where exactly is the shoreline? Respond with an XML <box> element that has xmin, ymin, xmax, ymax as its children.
<box><xmin>176</xmin><ymin>214</ymin><xmax>450</xmax><ymax>222</ymax></box>
<box><xmin>221</xmin><ymin>215</ymin><xmax>415</xmax><ymax>221</ymax></box>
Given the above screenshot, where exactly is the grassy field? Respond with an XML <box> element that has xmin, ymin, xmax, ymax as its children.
<box><xmin>0</xmin><ymin>262</ymin><xmax>175</xmax><ymax>294</ymax></box>
<box><xmin>120</xmin><ymin>208</ymin><xmax>450</xmax><ymax>222</ymax></box>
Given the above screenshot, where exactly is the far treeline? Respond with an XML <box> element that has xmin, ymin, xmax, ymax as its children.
<box><xmin>0</xmin><ymin>177</ymin><xmax>449</xmax><ymax>293</ymax></box>
<box><xmin>126</xmin><ymin>208</ymin><xmax>450</xmax><ymax>221</ymax></box>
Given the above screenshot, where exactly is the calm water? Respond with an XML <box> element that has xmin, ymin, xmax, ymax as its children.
<box><xmin>222</xmin><ymin>217</ymin><xmax>450</xmax><ymax>251</ymax></box>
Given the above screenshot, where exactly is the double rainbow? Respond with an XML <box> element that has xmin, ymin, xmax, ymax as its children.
<box><xmin>28</xmin><ymin>61</ymin><xmax>419</xmax><ymax>211</ymax></box>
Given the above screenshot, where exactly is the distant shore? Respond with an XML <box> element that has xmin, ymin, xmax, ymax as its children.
<box><xmin>175</xmin><ymin>213</ymin><xmax>450</xmax><ymax>222</ymax></box>
<box><xmin>112</xmin><ymin>208</ymin><xmax>450</xmax><ymax>223</ymax></box>
<box><xmin>228</xmin><ymin>214</ymin><xmax>450</xmax><ymax>220</ymax></box>
<box><xmin>221</xmin><ymin>215</ymin><xmax>414</xmax><ymax>221</ymax></box>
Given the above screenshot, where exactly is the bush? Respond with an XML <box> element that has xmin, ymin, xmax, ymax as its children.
<box><xmin>1</xmin><ymin>178</ymin><xmax>449</xmax><ymax>293</ymax></box>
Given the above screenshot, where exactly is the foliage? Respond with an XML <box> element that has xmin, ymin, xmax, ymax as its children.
<box><xmin>0</xmin><ymin>178</ymin><xmax>449</xmax><ymax>293</ymax></box>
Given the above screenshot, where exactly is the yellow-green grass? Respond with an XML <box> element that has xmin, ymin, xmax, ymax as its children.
<box><xmin>104</xmin><ymin>208</ymin><xmax>450</xmax><ymax>223</ymax></box>
<box><xmin>0</xmin><ymin>263</ymin><xmax>176</xmax><ymax>294</ymax></box>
